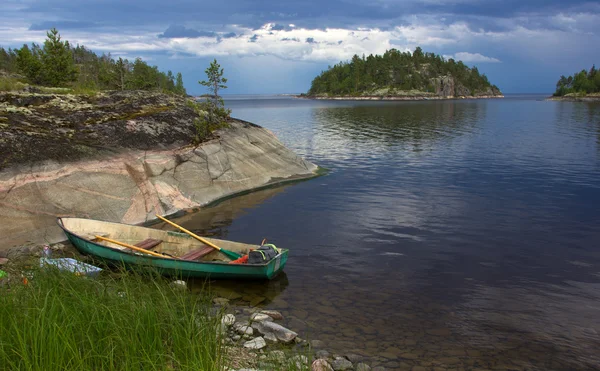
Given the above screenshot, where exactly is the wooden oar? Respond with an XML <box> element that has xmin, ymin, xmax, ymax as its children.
<box><xmin>95</xmin><ymin>235</ymin><xmax>174</xmax><ymax>259</ymax></box>
<box><xmin>155</xmin><ymin>214</ymin><xmax>242</xmax><ymax>260</ymax></box>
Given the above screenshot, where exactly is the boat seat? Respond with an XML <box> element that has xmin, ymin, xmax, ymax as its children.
<box><xmin>134</xmin><ymin>238</ymin><xmax>163</xmax><ymax>251</ymax></box>
<box><xmin>179</xmin><ymin>246</ymin><xmax>214</xmax><ymax>261</ymax></box>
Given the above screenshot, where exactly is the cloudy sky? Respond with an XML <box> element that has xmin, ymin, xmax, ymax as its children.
<box><xmin>0</xmin><ymin>0</ymin><xmax>598</xmax><ymax>94</ymax></box>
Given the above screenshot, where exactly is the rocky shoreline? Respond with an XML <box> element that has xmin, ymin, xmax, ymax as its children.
<box><xmin>0</xmin><ymin>90</ymin><xmax>321</xmax><ymax>249</ymax></box>
<box><xmin>0</xmin><ymin>243</ymin><xmax>383</xmax><ymax>371</ymax></box>
<box><xmin>546</xmin><ymin>95</ymin><xmax>600</xmax><ymax>102</ymax></box>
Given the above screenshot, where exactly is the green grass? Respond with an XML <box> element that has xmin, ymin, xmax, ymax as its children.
<box><xmin>0</xmin><ymin>76</ymin><xmax>27</xmax><ymax>91</ymax></box>
<box><xmin>0</xmin><ymin>267</ymin><xmax>224</xmax><ymax>371</ymax></box>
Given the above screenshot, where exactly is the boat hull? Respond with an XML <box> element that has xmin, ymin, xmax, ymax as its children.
<box><xmin>58</xmin><ymin>218</ymin><xmax>288</xmax><ymax>280</ymax></box>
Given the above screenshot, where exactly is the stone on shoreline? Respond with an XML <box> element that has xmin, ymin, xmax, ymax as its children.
<box><xmin>250</xmin><ymin>312</ymin><xmax>271</xmax><ymax>322</ymax></box>
<box><xmin>234</xmin><ymin>324</ymin><xmax>254</xmax><ymax>336</ymax></box>
<box><xmin>312</xmin><ymin>359</ymin><xmax>334</xmax><ymax>371</ymax></box>
<box><xmin>260</xmin><ymin>310</ymin><xmax>283</xmax><ymax>320</ymax></box>
<box><xmin>243</xmin><ymin>337</ymin><xmax>266</xmax><ymax>350</ymax></box>
<box><xmin>222</xmin><ymin>314</ymin><xmax>236</xmax><ymax>326</ymax></box>
<box><xmin>263</xmin><ymin>332</ymin><xmax>278</xmax><ymax>343</ymax></box>
<box><xmin>252</xmin><ymin>320</ymin><xmax>297</xmax><ymax>343</ymax></box>
<box><xmin>0</xmin><ymin>258</ymin><xmax>8</xmax><ymax>265</ymax></box>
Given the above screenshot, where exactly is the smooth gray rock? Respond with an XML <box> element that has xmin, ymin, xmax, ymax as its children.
<box><xmin>331</xmin><ymin>358</ymin><xmax>353</xmax><ymax>371</ymax></box>
<box><xmin>311</xmin><ymin>359</ymin><xmax>334</xmax><ymax>371</ymax></box>
<box><xmin>263</xmin><ymin>332</ymin><xmax>278</xmax><ymax>343</ymax></box>
<box><xmin>234</xmin><ymin>324</ymin><xmax>254</xmax><ymax>336</ymax></box>
<box><xmin>243</xmin><ymin>336</ymin><xmax>266</xmax><ymax>350</ymax></box>
<box><xmin>316</xmin><ymin>350</ymin><xmax>330</xmax><ymax>359</ymax></box>
<box><xmin>252</xmin><ymin>320</ymin><xmax>297</xmax><ymax>343</ymax></box>
<box><xmin>250</xmin><ymin>313</ymin><xmax>271</xmax><ymax>322</ymax></box>
<box><xmin>260</xmin><ymin>310</ymin><xmax>284</xmax><ymax>320</ymax></box>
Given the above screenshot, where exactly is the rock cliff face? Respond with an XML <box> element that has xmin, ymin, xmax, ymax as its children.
<box><xmin>430</xmin><ymin>75</ymin><xmax>502</xmax><ymax>98</ymax></box>
<box><xmin>0</xmin><ymin>91</ymin><xmax>319</xmax><ymax>247</ymax></box>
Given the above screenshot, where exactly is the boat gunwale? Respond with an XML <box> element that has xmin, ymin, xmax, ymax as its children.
<box><xmin>56</xmin><ymin>217</ymin><xmax>287</xmax><ymax>268</ymax></box>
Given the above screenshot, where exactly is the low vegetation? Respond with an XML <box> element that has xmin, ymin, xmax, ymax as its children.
<box><xmin>554</xmin><ymin>65</ymin><xmax>600</xmax><ymax>96</ymax></box>
<box><xmin>0</xmin><ymin>28</ymin><xmax>186</xmax><ymax>95</ymax></box>
<box><xmin>308</xmin><ymin>47</ymin><xmax>499</xmax><ymax>96</ymax></box>
<box><xmin>0</xmin><ymin>268</ymin><xmax>223</xmax><ymax>370</ymax></box>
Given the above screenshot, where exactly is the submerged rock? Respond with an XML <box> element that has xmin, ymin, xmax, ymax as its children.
<box><xmin>331</xmin><ymin>357</ymin><xmax>353</xmax><ymax>371</ymax></box>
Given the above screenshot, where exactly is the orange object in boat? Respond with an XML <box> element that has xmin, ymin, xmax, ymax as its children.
<box><xmin>229</xmin><ymin>255</ymin><xmax>249</xmax><ymax>264</ymax></box>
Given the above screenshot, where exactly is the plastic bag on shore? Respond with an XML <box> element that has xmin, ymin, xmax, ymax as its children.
<box><xmin>39</xmin><ymin>258</ymin><xmax>102</xmax><ymax>277</ymax></box>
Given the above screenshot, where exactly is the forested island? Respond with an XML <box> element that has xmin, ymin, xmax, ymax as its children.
<box><xmin>305</xmin><ymin>47</ymin><xmax>503</xmax><ymax>100</ymax></box>
<box><xmin>0</xmin><ymin>28</ymin><xmax>186</xmax><ymax>95</ymax></box>
<box><xmin>551</xmin><ymin>65</ymin><xmax>600</xmax><ymax>101</ymax></box>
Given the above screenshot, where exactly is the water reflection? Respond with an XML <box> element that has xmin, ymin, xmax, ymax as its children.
<box><xmin>185</xmin><ymin>97</ymin><xmax>600</xmax><ymax>370</ymax></box>
<box><xmin>312</xmin><ymin>101</ymin><xmax>484</xmax><ymax>149</ymax></box>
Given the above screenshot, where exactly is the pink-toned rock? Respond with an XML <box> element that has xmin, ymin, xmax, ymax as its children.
<box><xmin>261</xmin><ymin>309</ymin><xmax>284</xmax><ymax>320</ymax></box>
<box><xmin>312</xmin><ymin>359</ymin><xmax>334</xmax><ymax>371</ymax></box>
<box><xmin>0</xmin><ymin>121</ymin><xmax>319</xmax><ymax>249</ymax></box>
<box><xmin>0</xmin><ymin>258</ymin><xmax>8</xmax><ymax>265</ymax></box>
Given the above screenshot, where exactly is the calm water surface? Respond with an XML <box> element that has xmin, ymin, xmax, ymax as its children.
<box><xmin>182</xmin><ymin>95</ymin><xmax>600</xmax><ymax>370</ymax></box>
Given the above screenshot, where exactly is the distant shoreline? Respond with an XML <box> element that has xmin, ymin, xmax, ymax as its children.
<box><xmin>546</xmin><ymin>95</ymin><xmax>600</xmax><ymax>102</ymax></box>
<box><xmin>296</xmin><ymin>95</ymin><xmax>504</xmax><ymax>101</ymax></box>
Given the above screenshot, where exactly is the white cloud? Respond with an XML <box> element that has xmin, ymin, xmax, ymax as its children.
<box><xmin>449</xmin><ymin>52</ymin><xmax>501</xmax><ymax>63</ymax></box>
<box><xmin>0</xmin><ymin>11</ymin><xmax>597</xmax><ymax>66</ymax></box>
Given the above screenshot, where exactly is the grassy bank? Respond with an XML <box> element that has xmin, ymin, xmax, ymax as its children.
<box><xmin>0</xmin><ymin>268</ymin><xmax>223</xmax><ymax>370</ymax></box>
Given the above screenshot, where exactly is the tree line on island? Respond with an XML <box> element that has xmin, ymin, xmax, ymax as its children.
<box><xmin>0</xmin><ymin>28</ymin><xmax>186</xmax><ymax>95</ymax></box>
<box><xmin>307</xmin><ymin>47</ymin><xmax>500</xmax><ymax>97</ymax></box>
<box><xmin>554</xmin><ymin>65</ymin><xmax>600</xmax><ymax>97</ymax></box>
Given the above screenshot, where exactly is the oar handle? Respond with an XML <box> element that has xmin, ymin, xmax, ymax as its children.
<box><xmin>95</xmin><ymin>235</ymin><xmax>173</xmax><ymax>259</ymax></box>
<box><xmin>155</xmin><ymin>214</ymin><xmax>221</xmax><ymax>251</ymax></box>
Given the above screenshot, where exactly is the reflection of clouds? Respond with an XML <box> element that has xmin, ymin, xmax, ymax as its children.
<box><xmin>455</xmin><ymin>281</ymin><xmax>600</xmax><ymax>369</ymax></box>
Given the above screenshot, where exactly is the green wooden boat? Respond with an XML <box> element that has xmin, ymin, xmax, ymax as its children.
<box><xmin>57</xmin><ymin>217</ymin><xmax>288</xmax><ymax>280</ymax></box>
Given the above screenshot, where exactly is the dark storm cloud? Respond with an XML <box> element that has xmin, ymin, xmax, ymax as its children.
<box><xmin>13</xmin><ymin>0</ymin><xmax>599</xmax><ymax>32</ymax></box>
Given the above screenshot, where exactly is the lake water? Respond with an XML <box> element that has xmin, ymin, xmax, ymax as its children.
<box><xmin>182</xmin><ymin>95</ymin><xmax>600</xmax><ymax>370</ymax></box>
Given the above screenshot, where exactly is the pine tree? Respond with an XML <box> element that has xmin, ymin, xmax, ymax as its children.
<box><xmin>175</xmin><ymin>72</ymin><xmax>186</xmax><ymax>95</ymax></box>
<box><xmin>199</xmin><ymin>59</ymin><xmax>227</xmax><ymax>103</ymax></box>
<box><xmin>41</xmin><ymin>28</ymin><xmax>77</xmax><ymax>86</ymax></box>
<box><xmin>16</xmin><ymin>44</ymin><xmax>43</xmax><ymax>83</ymax></box>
